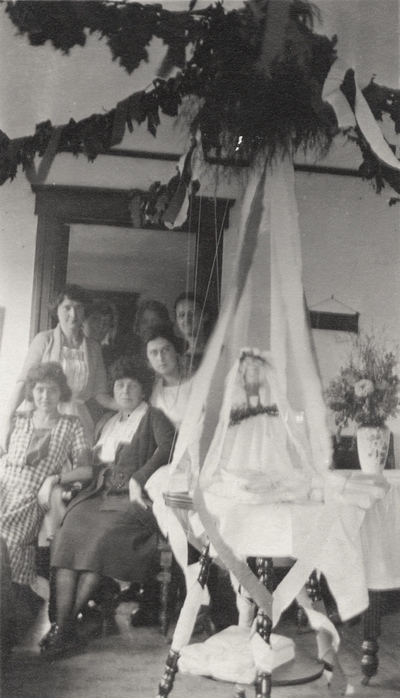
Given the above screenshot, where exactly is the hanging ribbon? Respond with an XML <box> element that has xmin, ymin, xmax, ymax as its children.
<box><xmin>25</xmin><ymin>125</ymin><xmax>63</xmax><ymax>186</ymax></box>
<box><xmin>322</xmin><ymin>60</ymin><xmax>400</xmax><ymax>171</ymax></box>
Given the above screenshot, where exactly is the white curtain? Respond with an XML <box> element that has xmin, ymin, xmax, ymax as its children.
<box><xmin>166</xmin><ymin>153</ymin><xmax>332</xmax><ymax>613</ymax></box>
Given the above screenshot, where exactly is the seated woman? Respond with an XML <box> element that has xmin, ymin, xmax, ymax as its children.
<box><xmin>0</xmin><ymin>284</ymin><xmax>116</xmax><ymax>450</ymax></box>
<box><xmin>0</xmin><ymin>362</ymin><xmax>91</xmax><ymax>591</ymax></box>
<box><xmin>145</xmin><ymin>323</ymin><xmax>192</xmax><ymax>430</ymax></box>
<box><xmin>41</xmin><ymin>355</ymin><xmax>175</xmax><ymax>658</ymax></box>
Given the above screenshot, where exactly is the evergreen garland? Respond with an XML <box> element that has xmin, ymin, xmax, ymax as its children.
<box><xmin>1</xmin><ymin>0</ymin><xmax>400</xmax><ymax>198</ymax></box>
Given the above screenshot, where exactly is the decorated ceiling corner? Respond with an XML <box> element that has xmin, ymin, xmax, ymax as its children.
<box><xmin>1</xmin><ymin>0</ymin><xmax>400</xmax><ymax>201</ymax></box>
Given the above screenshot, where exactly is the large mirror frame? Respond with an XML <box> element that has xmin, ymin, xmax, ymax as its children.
<box><xmin>31</xmin><ymin>183</ymin><xmax>235</xmax><ymax>340</ymax></box>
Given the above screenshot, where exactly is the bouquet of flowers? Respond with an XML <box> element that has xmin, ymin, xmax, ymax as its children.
<box><xmin>325</xmin><ymin>334</ymin><xmax>400</xmax><ymax>429</ymax></box>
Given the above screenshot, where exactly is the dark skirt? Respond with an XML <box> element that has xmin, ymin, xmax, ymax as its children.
<box><xmin>51</xmin><ymin>494</ymin><xmax>159</xmax><ymax>583</ymax></box>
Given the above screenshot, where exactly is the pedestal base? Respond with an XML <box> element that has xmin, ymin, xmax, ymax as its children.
<box><xmin>271</xmin><ymin>648</ymin><xmax>323</xmax><ymax>686</ymax></box>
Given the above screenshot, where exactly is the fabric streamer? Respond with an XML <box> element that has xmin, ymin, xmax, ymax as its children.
<box><xmin>154</xmin><ymin>154</ymin><xmax>333</xmax><ymax>634</ymax></box>
<box><xmin>25</xmin><ymin>125</ymin><xmax>63</xmax><ymax>186</ymax></box>
<box><xmin>192</xmin><ymin>155</ymin><xmax>331</xmax><ymax>619</ymax></box>
<box><xmin>322</xmin><ymin>60</ymin><xmax>400</xmax><ymax>171</ymax></box>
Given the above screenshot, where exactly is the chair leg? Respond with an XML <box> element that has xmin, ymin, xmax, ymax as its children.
<box><xmin>361</xmin><ymin>590</ymin><xmax>381</xmax><ymax>685</ymax></box>
<box><xmin>157</xmin><ymin>542</ymin><xmax>213</xmax><ymax>697</ymax></box>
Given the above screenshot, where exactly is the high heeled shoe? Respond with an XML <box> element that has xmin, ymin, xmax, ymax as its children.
<box><xmin>39</xmin><ymin>622</ymin><xmax>58</xmax><ymax>650</ymax></box>
<box><xmin>40</xmin><ymin>623</ymin><xmax>80</xmax><ymax>659</ymax></box>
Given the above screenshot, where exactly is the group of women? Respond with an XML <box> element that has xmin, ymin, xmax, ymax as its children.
<box><xmin>0</xmin><ymin>284</ymin><xmax>209</xmax><ymax>659</ymax></box>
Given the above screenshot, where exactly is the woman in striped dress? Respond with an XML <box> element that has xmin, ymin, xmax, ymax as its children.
<box><xmin>0</xmin><ymin>362</ymin><xmax>91</xmax><ymax>588</ymax></box>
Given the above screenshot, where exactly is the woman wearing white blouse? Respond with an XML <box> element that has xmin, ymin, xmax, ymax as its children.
<box><xmin>145</xmin><ymin>323</ymin><xmax>192</xmax><ymax>429</ymax></box>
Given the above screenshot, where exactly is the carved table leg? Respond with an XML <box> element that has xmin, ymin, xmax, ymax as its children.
<box><xmin>197</xmin><ymin>542</ymin><xmax>212</xmax><ymax>590</ymax></box>
<box><xmin>361</xmin><ymin>590</ymin><xmax>381</xmax><ymax>686</ymax></box>
<box><xmin>157</xmin><ymin>543</ymin><xmax>213</xmax><ymax>697</ymax></box>
<box><xmin>254</xmin><ymin>557</ymin><xmax>274</xmax><ymax>698</ymax></box>
<box><xmin>303</xmin><ymin>571</ymin><xmax>334</xmax><ymax>679</ymax></box>
<box><xmin>157</xmin><ymin>650</ymin><xmax>180</xmax><ymax>698</ymax></box>
<box><xmin>305</xmin><ymin>570</ymin><xmax>321</xmax><ymax>603</ymax></box>
<box><xmin>157</xmin><ymin>536</ymin><xmax>173</xmax><ymax>637</ymax></box>
<box><xmin>297</xmin><ymin>570</ymin><xmax>322</xmax><ymax>632</ymax></box>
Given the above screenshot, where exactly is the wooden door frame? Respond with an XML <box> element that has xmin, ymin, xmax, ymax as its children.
<box><xmin>31</xmin><ymin>184</ymin><xmax>235</xmax><ymax>340</ymax></box>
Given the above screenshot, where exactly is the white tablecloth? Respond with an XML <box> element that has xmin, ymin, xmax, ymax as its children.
<box><xmin>148</xmin><ymin>467</ymin><xmax>400</xmax><ymax>623</ymax></box>
<box><xmin>203</xmin><ymin>470</ymin><xmax>400</xmax><ymax>622</ymax></box>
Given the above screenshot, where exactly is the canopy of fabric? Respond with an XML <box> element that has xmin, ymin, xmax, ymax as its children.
<box><xmin>163</xmin><ymin>152</ymin><xmax>332</xmax><ymax>617</ymax></box>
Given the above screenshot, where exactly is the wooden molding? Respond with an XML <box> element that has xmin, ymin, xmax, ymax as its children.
<box><xmin>31</xmin><ymin>184</ymin><xmax>235</xmax><ymax>338</ymax></box>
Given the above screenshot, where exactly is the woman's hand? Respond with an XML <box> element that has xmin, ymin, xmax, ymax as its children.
<box><xmin>129</xmin><ymin>478</ymin><xmax>148</xmax><ymax>509</ymax></box>
<box><xmin>37</xmin><ymin>475</ymin><xmax>60</xmax><ymax>512</ymax></box>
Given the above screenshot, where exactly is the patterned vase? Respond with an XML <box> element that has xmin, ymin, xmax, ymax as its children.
<box><xmin>356</xmin><ymin>425</ymin><xmax>390</xmax><ymax>474</ymax></box>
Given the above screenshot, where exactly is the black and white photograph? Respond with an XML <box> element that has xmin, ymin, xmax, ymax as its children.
<box><xmin>0</xmin><ymin>1</ymin><xmax>399</xmax><ymax>697</ymax></box>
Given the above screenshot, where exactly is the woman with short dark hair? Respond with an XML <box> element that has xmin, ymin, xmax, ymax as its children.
<box><xmin>40</xmin><ymin>355</ymin><xmax>175</xmax><ymax>658</ymax></box>
<box><xmin>0</xmin><ymin>284</ymin><xmax>116</xmax><ymax>449</ymax></box>
<box><xmin>0</xmin><ymin>362</ymin><xmax>91</xmax><ymax>589</ymax></box>
<box><xmin>144</xmin><ymin>323</ymin><xmax>191</xmax><ymax>429</ymax></box>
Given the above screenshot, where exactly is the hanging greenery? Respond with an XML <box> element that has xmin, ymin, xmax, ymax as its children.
<box><xmin>1</xmin><ymin>0</ymin><xmax>400</xmax><ymax>197</ymax></box>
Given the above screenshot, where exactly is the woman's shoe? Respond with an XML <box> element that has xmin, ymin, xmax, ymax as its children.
<box><xmin>77</xmin><ymin>605</ymin><xmax>104</xmax><ymax>639</ymax></box>
<box><xmin>40</xmin><ymin>624</ymin><xmax>79</xmax><ymax>659</ymax></box>
<box><xmin>39</xmin><ymin>622</ymin><xmax>58</xmax><ymax>649</ymax></box>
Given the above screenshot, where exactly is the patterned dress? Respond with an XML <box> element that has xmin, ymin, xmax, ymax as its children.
<box><xmin>0</xmin><ymin>413</ymin><xmax>88</xmax><ymax>585</ymax></box>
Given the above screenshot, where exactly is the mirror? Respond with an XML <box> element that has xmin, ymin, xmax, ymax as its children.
<box><xmin>31</xmin><ymin>184</ymin><xmax>235</xmax><ymax>338</ymax></box>
<box><xmin>67</xmin><ymin>223</ymin><xmax>198</xmax><ymax>336</ymax></box>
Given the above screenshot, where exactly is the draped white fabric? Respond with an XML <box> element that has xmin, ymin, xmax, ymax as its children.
<box><xmin>169</xmin><ymin>155</ymin><xmax>332</xmax><ymax>486</ymax></box>
<box><xmin>156</xmin><ymin>154</ymin><xmax>332</xmax><ymax>616</ymax></box>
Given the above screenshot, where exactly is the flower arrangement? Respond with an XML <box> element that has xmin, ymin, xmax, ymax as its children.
<box><xmin>325</xmin><ymin>334</ymin><xmax>400</xmax><ymax>429</ymax></box>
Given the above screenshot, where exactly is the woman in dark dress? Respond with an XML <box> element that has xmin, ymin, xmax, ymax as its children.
<box><xmin>41</xmin><ymin>356</ymin><xmax>175</xmax><ymax>657</ymax></box>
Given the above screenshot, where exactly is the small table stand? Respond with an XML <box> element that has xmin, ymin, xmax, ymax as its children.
<box><xmin>157</xmin><ymin>495</ymin><xmax>324</xmax><ymax>698</ymax></box>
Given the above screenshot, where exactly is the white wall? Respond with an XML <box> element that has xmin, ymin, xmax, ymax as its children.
<box><xmin>0</xmin><ymin>176</ymin><xmax>37</xmax><ymax>405</ymax></box>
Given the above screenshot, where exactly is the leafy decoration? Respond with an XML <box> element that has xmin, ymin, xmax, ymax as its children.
<box><xmin>1</xmin><ymin>0</ymin><xmax>400</xmax><ymax>197</ymax></box>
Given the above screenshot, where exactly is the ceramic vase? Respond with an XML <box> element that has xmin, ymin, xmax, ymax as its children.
<box><xmin>356</xmin><ymin>425</ymin><xmax>390</xmax><ymax>474</ymax></box>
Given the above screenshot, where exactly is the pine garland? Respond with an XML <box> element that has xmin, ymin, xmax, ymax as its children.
<box><xmin>1</xmin><ymin>0</ymin><xmax>400</xmax><ymax>198</ymax></box>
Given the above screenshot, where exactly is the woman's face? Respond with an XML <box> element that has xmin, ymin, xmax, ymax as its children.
<box><xmin>147</xmin><ymin>337</ymin><xmax>179</xmax><ymax>377</ymax></box>
<box><xmin>113</xmin><ymin>378</ymin><xmax>144</xmax><ymax>413</ymax></box>
<box><xmin>138</xmin><ymin>309</ymin><xmax>164</xmax><ymax>338</ymax></box>
<box><xmin>57</xmin><ymin>296</ymin><xmax>85</xmax><ymax>333</ymax></box>
<box><xmin>175</xmin><ymin>299</ymin><xmax>202</xmax><ymax>338</ymax></box>
<box><xmin>32</xmin><ymin>380</ymin><xmax>61</xmax><ymax>413</ymax></box>
<box><xmin>84</xmin><ymin>312</ymin><xmax>112</xmax><ymax>343</ymax></box>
